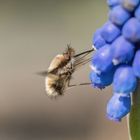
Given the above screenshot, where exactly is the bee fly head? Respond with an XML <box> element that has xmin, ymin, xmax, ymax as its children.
<box><xmin>63</xmin><ymin>44</ymin><xmax>75</xmax><ymax>60</ymax></box>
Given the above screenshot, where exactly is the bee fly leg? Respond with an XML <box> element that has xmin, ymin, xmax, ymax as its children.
<box><xmin>66</xmin><ymin>80</ymin><xmax>78</xmax><ymax>91</ymax></box>
<box><xmin>67</xmin><ymin>80</ymin><xmax>77</xmax><ymax>87</ymax></box>
<box><xmin>67</xmin><ymin>80</ymin><xmax>92</xmax><ymax>91</ymax></box>
<box><xmin>79</xmin><ymin>83</ymin><xmax>91</xmax><ymax>86</ymax></box>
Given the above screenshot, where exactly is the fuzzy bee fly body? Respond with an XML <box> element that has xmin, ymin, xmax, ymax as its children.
<box><xmin>38</xmin><ymin>44</ymin><xmax>94</xmax><ymax>98</ymax></box>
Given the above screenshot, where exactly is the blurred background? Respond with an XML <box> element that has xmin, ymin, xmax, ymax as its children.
<box><xmin>0</xmin><ymin>0</ymin><xmax>129</xmax><ymax>140</ymax></box>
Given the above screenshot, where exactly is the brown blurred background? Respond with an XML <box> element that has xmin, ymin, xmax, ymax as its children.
<box><xmin>0</xmin><ymin>0</ymin><xmax>129</xmax><ymax>140</ymax></box>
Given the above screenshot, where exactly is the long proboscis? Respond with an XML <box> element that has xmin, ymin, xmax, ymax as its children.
<box><xmin>74</xmin><ymin>48</ymin><xmax>95</xmax><ymax>58</ymax></box>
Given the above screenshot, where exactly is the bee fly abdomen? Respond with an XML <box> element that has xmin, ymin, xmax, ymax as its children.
<box><xmin>45</xmin><ymin>73</ymin><xmax>60</xmax><ymax>97</ymax></box>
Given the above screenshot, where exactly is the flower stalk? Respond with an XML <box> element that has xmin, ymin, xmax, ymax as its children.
<box><xmin>128</xmin><ymin>81</ymin><xmax>140</xmax><ymax>140</ymax></box>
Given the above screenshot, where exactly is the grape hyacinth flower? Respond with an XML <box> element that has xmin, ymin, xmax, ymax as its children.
<box><xmin>135</xmin><ymin>5</ymin><xmax>140</xmax><ymax>21</ymax></box>
<box><xmin>121</xmin><ymin>0</ymin><xmax>140</xmax><ymax>12</ymax></box>
<box><xmin>91</xmin><ymin>44</ymin><xmax>114</xmax><ymax>74</ymax></box>
<box><xmin>109</xmin><ymin>5</ymin><xmax>131</xmax><ymax>26</ymax></box>
<box><xmin>90</xmin><ymin>69</ymin><xmax>114</xmax><ymax>89</ymax></box>
<box><xmin>113</xmin><ymin>65</ymin><xmax>137</xmax><ymax>94</ymax></box>
<box><xmin>107</xmin><ymin>94</ymin><xmax>131</xmax><ymax>122</ymax></box>
<box><xmin>107</xmin><ymin>0</ymin><xmax>121</xmax><ymax>8</ymax></box>
<box><xmin>122</xmin><ymin>18</ymin><xmax>140</xmax><ymax>42</ymax></box>
<box><xmin>111</xmin><ymin>36</ymin><xmax>135</xmax><ymax>65</ymax></box>
<box><xmin>92</xmin><ymin>28</ymin><xmax>106</xmax><ymax>50</ymax></box>
<box><xmin>90</xmin><ymin>1</ymin><xmax>140</xmax><ymax>137</ymax></box>
<box><xmin>101</xmin><ymin>21</ymin><xmax>121</xmax><ymax>43</ymax></box>
<box><xmin>90</xmin><ymin>0</ymin><xmax>140</xmax><ymax>139</ymax></box>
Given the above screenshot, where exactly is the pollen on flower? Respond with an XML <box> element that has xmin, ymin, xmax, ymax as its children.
<box><xmin>112</xmin><ymin>58</ymin><xmax>120</xmax><ymax>65</ymax></box>
<box><xmin>90</xmin><ymin>65</ymin><xmax>101</xmax><ymax>75</ymax></box>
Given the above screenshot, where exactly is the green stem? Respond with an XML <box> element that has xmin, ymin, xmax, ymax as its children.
<box><xmin>128</xmin><ymin>81</ymin><xmax>140</xmax><ymax>140</ymax></box>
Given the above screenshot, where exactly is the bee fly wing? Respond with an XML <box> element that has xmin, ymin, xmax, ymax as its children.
<box><xmin>36</xmin><ymin>71</ymin><xmax>48</xmax><ymax>77</ymax></box>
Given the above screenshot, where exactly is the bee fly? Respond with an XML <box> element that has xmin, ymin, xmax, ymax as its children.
<box><xmin>38</xmin><ymin>44</ymin><xmax>94</xmax><ymax>98</ymax></box>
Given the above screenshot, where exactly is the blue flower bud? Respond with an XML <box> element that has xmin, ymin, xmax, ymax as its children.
<box><xmin>111</xmin><ymin>36</ymin><xmax>135</xmax><ymax>65</ymax></box>
<box><xmin>109</xmin><ymin>5</ymin><xmax>131</xmax><ymax>26</ymax></box>
<box><xmin>133</xmin><ymin>49</ymin><xmax>140</xmax><ymax>78</ymax></box>
<box><xmin>135</xmin><ymin>5</ymin><xmax>140</xmax><ymax>21</ymax></box>
<box><xmin>91</xmin><ymin>44</ymin><xmax>113</xmax><ymax>74</ymax></box>
<box><xmin>90</xmin><ymin>69</ymin><xmax>114</xmax><ymax>89</ymax></box>
<box><xmin>121</xmin><ymin>0</ymin><xmax>140</xmax><ymax>12</ymax></box>
<box><xmin>101</xmin><ymin>21</ymin><xmax>121</xmax><ymax>43</ymax></box>
<box><xmin>92</xmin><ymin>28</ymin><xmax>106</xmax><ymax>50</ymax></box>
<box><xmin>107</xmin><ymin>0</ymin><xmax>121</xmax><ymax>8</ymax></box>
<box><xmin>107</xmin><ymin>94</ymin><xmax>131</xmax><ymax>122</ymax></box>
<box><xmin>122</xmin><ymin>18</ymin><xmax>140</xmax><ymax>42</ymax></box>
<box><xmin>113</xmin><ymin>65</ymin><xmax>137</xmax><ymax>94</ymax></box>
